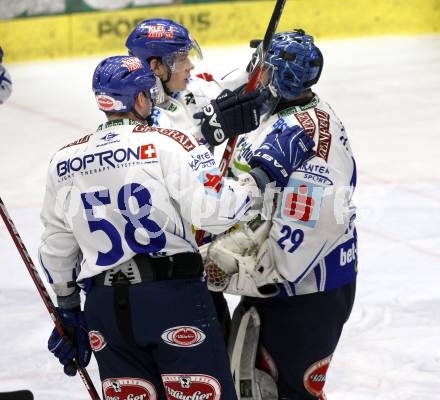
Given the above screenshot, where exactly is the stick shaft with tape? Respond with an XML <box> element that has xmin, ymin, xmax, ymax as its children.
<box><xmin>0</xmin><ymin>196</ymin><xmax>101</xmax><ymax>400</ymax></box>
<box><xmin>196</xmin><ymin>0</ymin><xmax>287</xmax><ymax>245</ymax></box>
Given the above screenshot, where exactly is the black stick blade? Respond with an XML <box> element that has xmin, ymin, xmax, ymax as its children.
<box><xmin>0</xmin><ymin>390</ymin><xmax>34</xmax><ymax>400</ymax></box>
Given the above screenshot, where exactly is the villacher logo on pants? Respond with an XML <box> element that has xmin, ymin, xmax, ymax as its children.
<box><xmin>162</xmin><ymin>374</ymin><xmax>221</xmax><ymax>400</ymax></box>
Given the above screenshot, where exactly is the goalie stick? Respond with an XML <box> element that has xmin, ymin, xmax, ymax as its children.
<box><xmin>219</xmin><ymin>0</ymin><xmax>287</xmax><ymax>176</ymax></box>
<box><xmin>195</xmin><ymin>0</ymin><xmax>287</xmax><ymax>245</ymax></box>
<box><xmin>0</xmin><ymin>197</ymin><xmax>101</xmax><ymax>400</ymax></box>
<box><xmin>0</xmin><ymin>391</ymin><xmax>34</xmax><ymax>400</ymax></box>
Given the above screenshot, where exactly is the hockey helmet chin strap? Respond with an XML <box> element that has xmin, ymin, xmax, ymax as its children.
<box><xmin>149</xmin><ymin>56</ymin><xmax>173</xmax><ymax>96</ymax></box>
<box><xmin>151</xmin><ymin>59</ymin><xmax>174</xmax><ymax>97</ymax></box>
<box><xmin>132</xmin><ymin>84</ymin><xmax>162</xmax><ymax>125</ymax></box>
<box><xmin>160</xmin><ymin>64</ymin><xmax>181</xmax><ymax>98</ymax></box>
<box><xmin>132</xmin><ymin>95</ymin><xmax>153</xmax><ymax>125</ymax></box>
<box><xmin>132</xmin><ymin>108</ymin><xmax>153</xmax><ymax>125</ymax></box>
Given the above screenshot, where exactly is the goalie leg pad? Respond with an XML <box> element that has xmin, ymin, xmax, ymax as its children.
<box><xmin>242</xmin><ymin>281</ymin><xmax>356</xmax><ymax>399</ymax></box>
<box><xmin>228</xmin><ymin>303</ymin><xmax>278</xmax><ymax>400</ymax></box>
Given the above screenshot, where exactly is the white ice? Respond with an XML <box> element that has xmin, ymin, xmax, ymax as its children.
<box><xmin>1</xmin><ymin>35</ymin><xmax>439</xmax><ymax>399</ymax></box>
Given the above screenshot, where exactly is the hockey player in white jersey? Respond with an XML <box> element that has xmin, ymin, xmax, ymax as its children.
<box><xmin>206</xmin><ymin>30</ymin><xmax>357</xmax><ymax>399</ymax></box>
<box><xmin>40</xmin><ymin>55</ymin><xmax>315</xmax><ymax>398</ymax></box>
<box><xmin>125</xmin><ymin>18</ymin><xmax>263</xmax><ymax>148</ymax></box>
<box><xmin>125</xmin><ymin>18</ymin><xmax>264</xmax><ymax>338</ymax></box>
<box><xmin>0</xmin><ymin>47</ymin><xmax>12</xmax><ymax>104</ymax></box>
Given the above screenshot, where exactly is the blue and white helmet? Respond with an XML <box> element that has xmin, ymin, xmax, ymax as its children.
<box><xmin>264</xmin><ymin>29</ymin><xmax>323</xmax><ymax>99</ymax></box>
<box><xmin>125</xmin><ymin>18</ymin><xmax>202</xmax><ymax>72</ymax></box>
<box><xmin>92</xmin><ymin>55</ymin><xmax>159</xmax><ymax>113</ymax></box>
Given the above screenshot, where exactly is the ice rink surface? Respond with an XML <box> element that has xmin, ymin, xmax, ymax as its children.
<box><xmin>1</xmin><ymin>34</ymin><xmax>440</xmax><ymax>399</ymax></box>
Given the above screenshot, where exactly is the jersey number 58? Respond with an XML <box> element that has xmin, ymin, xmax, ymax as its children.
<box><xmin>81</xmin><ymin>183</ymin><xmax>166</xmax><ymax>266</ymax></box>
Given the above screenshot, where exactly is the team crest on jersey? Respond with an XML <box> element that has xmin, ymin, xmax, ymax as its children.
<box><xmin>88</xmin><ymin>330</ymin><xmax>107</xmax><ymax>352</ymax></box>
<box><xmin>303</xmin><ymin>354</ymin><xmax>332</xmax><ymax>397</ymax></box>
<box><xmin>198</xmin><ymin>169</ymin><xmax>223</xmax><ymax>197</ymax></box>
<box><xmin>161</xmin><ymin>326</ymin><xmax>206</xmax><ymax>347</ymax></box>
<box><xmin>162</xmin><ymin>374</ymin><xmax>221</xmax><ymax>400</ymax></box>
<box><xmin>102</xmin><ymin>377</ymin><xmax>157</xmax><ymax>400</ymax></box>
<box><xmin>280</xmin><ymin>179</ymin><xmax>325</xmax><ymax>228</ymax></box>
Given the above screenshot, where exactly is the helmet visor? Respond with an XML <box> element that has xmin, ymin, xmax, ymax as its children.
<box><xmin>162</xmin><ymin>38</ymin><xmax>203</xmax><ymax>73</ymax></box>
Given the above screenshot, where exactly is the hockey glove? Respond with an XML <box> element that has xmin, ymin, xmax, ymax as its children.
<box><xmin>194</xmin><ymin>89</ymin><xmax>264</xmax><ymax>146</ymax></box>
<box><xmin>249</xmin><ymin>126</ymin><xmax>315</xmax><ymax>188</ymax></box>
<box><xmin>48</xmin><ymin>307</ymin><xmax>92</xmax><ymax>376</ymax></box>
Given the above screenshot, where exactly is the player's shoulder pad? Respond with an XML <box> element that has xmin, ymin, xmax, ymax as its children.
<box><xmin>132</xmin><ymin>124</ymin><xmax>199</xmax><ymax>152</ymax></box>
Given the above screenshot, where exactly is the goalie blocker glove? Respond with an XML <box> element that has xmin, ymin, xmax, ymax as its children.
<box><xmin>249</xmin><ymin>125</ymin><xmax>315</xmax><ymax>188</ymax></box>
<box><xmin>194</xmin><ymin>89</ymin><xmax>264</xmax><ymax>146</ymax></box>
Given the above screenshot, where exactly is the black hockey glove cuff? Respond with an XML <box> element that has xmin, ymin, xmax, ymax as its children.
<box><xmin>194</xmin><ymin>89</ymin><xmax>264</xmax><ymax>146</ymax></box>
<box><xmin>56</xmin><ymin>287</ymin><xmax>81</xmax><ymax>310</ymax></box>
<box><xmin>249</xmin><ymin>167</ymin><xmax>271</xmax><ymax>192</ymax></box>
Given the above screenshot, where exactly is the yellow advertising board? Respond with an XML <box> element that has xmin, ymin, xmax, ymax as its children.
<box><xmin>1</xmin><ymin>0</ymin><xmax>439</xmax><ymax>63</ymax></box>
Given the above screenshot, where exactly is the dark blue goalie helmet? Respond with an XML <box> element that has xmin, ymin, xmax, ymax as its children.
<box><xmin>125</xmin><ymin>18</ymin><xmax>202</xmax><ymax>72</ymax></box>
<box><xmin>264</xmin><ymin>29</ymin><xmax>323</xmax><ymax>99</ymax></box>
<box><xmin>92</xmin><ymin>55</ymin><xmax>159</xmax><ymax>113</ymax></box>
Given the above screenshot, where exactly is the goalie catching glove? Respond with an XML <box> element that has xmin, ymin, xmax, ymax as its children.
<box><xmin>194</xmin><ymin>89</ymin><xmax>264</xmax><ymax>146</ymax></box>
<box><xmin>204</xmin><ymin>218</ymin><xmax>284</xmax><ymax>298</ymax></box>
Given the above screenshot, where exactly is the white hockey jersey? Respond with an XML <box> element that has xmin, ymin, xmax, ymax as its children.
<box><xmin>39</xmin><ymin>119</ymin><xmax>260</xmax><ymax>287</ymax></box>
<box><xmin>230</xmin><ymin>94</ymin><xmax>358</xmax><ymax>296</ymax></box>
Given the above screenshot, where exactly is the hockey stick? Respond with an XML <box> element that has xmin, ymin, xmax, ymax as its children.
<box><xmin>0</xmin><ymin>197</ymin><xmax>101</xmax><ymax>400</ymax></box>
<box><xmin>218</xmin><ymin>0</ymin><xmax>287</xmax><ymax>176</ymax></box>
<box><xmin>195</xmin><ymin>0</ymin><xmax>287</xmax><ymax>245</ymax></box>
